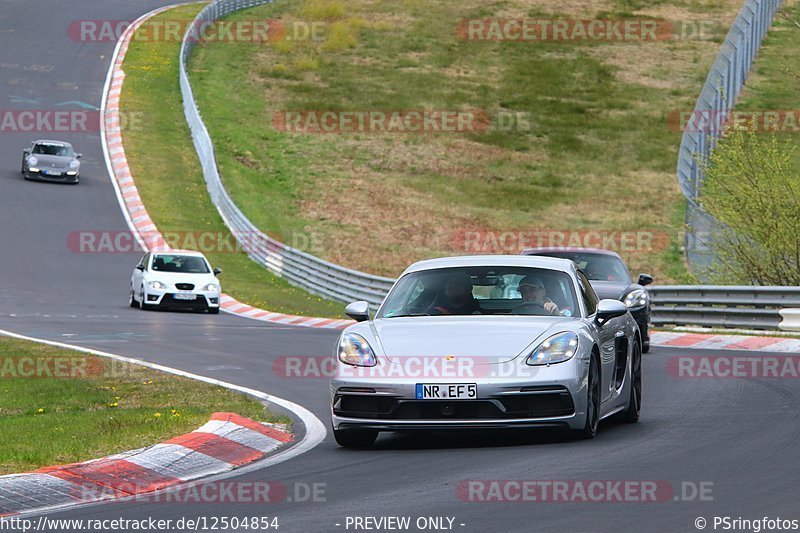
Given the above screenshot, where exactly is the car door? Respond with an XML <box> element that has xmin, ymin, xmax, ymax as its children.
<box><xmin>578</xmin><ymin>271</ymin><xmax>617</xmax><ymax>405</ymax></box>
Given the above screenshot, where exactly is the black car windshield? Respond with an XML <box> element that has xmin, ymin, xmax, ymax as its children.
<box><xmin>151</xmin><ymin>255</ymin><xmax>210</xmax><ymax>273</ymax></box>
<box><xmin>377</xmin><ymin>266</ymin><xmax>580</xmax><ymax>318</ymax></box>
<box><xmin>32</xmin><ymin>143</ymin><xmax>74</xmax><ymax>157</ymax></box>
<box><xmin>530</xmin><ymin>252</ymin><xmax>631</xmax><ymax>283</ymax></box>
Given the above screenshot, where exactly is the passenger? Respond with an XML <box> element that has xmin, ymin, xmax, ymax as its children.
<box><xmin>430</xmin><ymin>273</ymin><xmax>481</xmax><ymax>315</ymax></box>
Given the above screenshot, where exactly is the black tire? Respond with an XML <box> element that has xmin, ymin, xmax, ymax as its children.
<box><xmin>575</xmin><ymin>354</ymin><xmax>600</xmax><ymax>439</ymax></box>
<box><xmin>129</xmin><ymin>289</ymin><xmax>138</xmax><ymax>308</ymax></box>
<box><xmin>208</xmin><ymin>307</ymin><xmax>220</xmax><ymax>314</ymax></box>
<box><xmin>333</xmin><ymin>428</ymin><xmax>378</xmax><ymax>449</ymax></box>
<box><xmin>621</xmin><ymin>340</ymin><xmax>642</xmax><ymax>423</ymax></box>
<box><xmin>640</xmin><ymin>323</ymin><xmax>650</xmax><ymax>353</ymax></box>
<box><xmin>139</xmin><ymin>286</ymin><xmax>155</xmax><ymax>311</ymax></box>
<box><xmin>21</xmin><ymin>159</ymin><xmax>25</xmax><ymax>175</ymax></box>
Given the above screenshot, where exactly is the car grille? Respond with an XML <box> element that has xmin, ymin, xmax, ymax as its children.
<box><xmin>160</xmin><ymin>294</ymin><xmax>206</xmax><ymax>309</ymax></box>
<box><xmin>175</xmin><ymin>283</ymin><xmax>195</xmax><ymax>290</ymax></box>
<box><xmin>334</xmin><ymin>387</ymin><xmax>574</xmax><ymax>420</ymax></box>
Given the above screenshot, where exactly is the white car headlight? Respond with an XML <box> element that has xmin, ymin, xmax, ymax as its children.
<box><xmin>338</xmin><ymin>333</ymin><xmax>377</xmax><ymax>367</ymax></box>
<box><xmin>526</xmin><ymin>332</ymin><xmax>579</xmax><ymax>366</ymax></box>
<box><xmin>148</xmin><ymin>281</ymin><xmax>167</xmax><ymax>290</ymax></box>
<box><xmin>27</xmin><ymin>156</ymin><xmax>38</xmax><ymax>166</ymax></box>
<box><xmin>202</xmin><ymin>283</ymin><xmax>219</xmax><ymax>292</ymax></box>
<box><xmin>623</xmin><ymin>289</ymin><xmax>649</xmax><ymax>309</ymax></box>
<box><xmin>69</xmin><ymin>159</ymin><xmax>80</xmax><ymax>169</ymax></box>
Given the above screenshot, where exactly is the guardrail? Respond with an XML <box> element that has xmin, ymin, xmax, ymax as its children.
<box><xmin>179</xmin><ymin>0</ymin><xmax>395</xmax><ymax>309</ymax></box>
<box><xmin>649</xmin><ymin>286</ymin><xmax>800</xmax><ymax>331</ymax></box>
<box><xmin>677</xmin><ymin>0</ymin><xmax>783</xmax><ymax>272</ymax></box>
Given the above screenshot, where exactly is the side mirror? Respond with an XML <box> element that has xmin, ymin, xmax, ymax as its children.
<box><xmin>135</xmin><ymin>264</ymin><xmax>145</xmax><ymax>271</ymax></box>
<box><xmin>23</xmin><ymin>148</ymin><xmax>30</xmax><ymax>154</ymax></box>
<box><xmin>345</xmin><ymin>301</ymin><xmax>370</xmax><ymax>322</ymax></box>
<box><xmin>75</xmin><ymin>153</ymin><xmax>83</xmax><ymax>159</ymax></box>
<box><xmin>595</xmin><ymin>299</ymin><xmax>627</xmax><ymax>326</ymax></box>
<box><xmin>637</xmin><ymin>273</ymin><xmax>653</xmax><ymax>286</ymax></box>
<box><xmin>213</xmin><ymin>267</ymin><xmax>222</xmax><ymax>276</ymax></box>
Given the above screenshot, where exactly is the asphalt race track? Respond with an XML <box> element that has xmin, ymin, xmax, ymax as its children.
<box><xmin>1</xmin><ymin>1</ymin><xmax>799</xmax><ymax>532</ymax></box>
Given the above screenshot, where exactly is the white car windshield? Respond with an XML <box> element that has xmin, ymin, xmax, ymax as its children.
<box><xmin>151</xmin><ymin>255</ymin><xmax>210</xmax><ymax>274</ymax></box>
<box><xmin>378</xmin><ymin>266</ymin><xmax>580</xmax><ymax>318</ymax></box>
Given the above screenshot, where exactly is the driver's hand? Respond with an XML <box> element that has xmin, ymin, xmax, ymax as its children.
<box><xmin>544</xmin><ymin>301</ymin><xmax>559</xmax><ymax>315</ymax></box>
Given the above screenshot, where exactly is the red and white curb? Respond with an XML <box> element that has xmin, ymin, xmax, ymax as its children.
<box><xmin>100</xmin><ymin>7</ymin><xmax>352</xmax><ymax>330</ymax></box>
<box><xmin>651</xmin><ymin>331</ymin><xmax>800</xmax><ymax>352</ymax></box>
<box><xmin>0</xmin><ymin>413</ymin><xmax>292</xmax><ymax>517</ymax></box>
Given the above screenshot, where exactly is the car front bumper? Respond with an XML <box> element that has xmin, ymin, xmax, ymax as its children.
<box><xmin>331</xmin><ymin>357</ymin><xmax>590</xmax><ymax>432</ymax></box>
<box><xmin>25</xmin><ymin>169</ymin><xmax>79</xmax><ymax>183</ymax></box>
<box><xmin>144</xmin><ymin>289</ymin><xmax>220</xmax><ymax>310</ymax></box>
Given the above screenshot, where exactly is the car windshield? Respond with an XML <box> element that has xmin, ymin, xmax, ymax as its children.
<box><xmin>377</xmin><ymin>266</ymin><xmax>580</xmax><ymax>318</ymax></box>
<box><xmin>530</xmin><ymin>252</ymin><xmax>631</xmax><ymax>283</ymax></box>
<box><xmin>151</xmin><ymin>254</ymin><xmax>210</xmax><ymax>274</ymax></box>
<box><xmin>32</xmin><ymin>143</ymin><xmax>74</xmax><ymax>157</ymax></box>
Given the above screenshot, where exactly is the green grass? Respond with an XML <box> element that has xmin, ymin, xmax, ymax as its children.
<box><xmin>185</xmin><ymin>0</ymin><xmax>748</xmax><ymax>283</ymax></box>
<box><xmin>0</xmin><ymin>336</ymin><xmax>287</xmax><ymax>475</ymax></box>
<box><xmin>732</xmin><ymin>3</ymin><xmax>800</xmax><ymax>169</ymax></box>
<box><xmin>119</xmin><ymin>4</ymin><xmax>344</xmax><ymax>318</ymax></box>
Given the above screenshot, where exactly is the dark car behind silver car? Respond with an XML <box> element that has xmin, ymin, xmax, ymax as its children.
<box><xmin>522</xmin><ymin>247</ymin><xmax>653</xmax><ymax>352</ymax></box>
<box><xmin>21</xmin><ymin>140</ymin><xmax>81</xmax><ymax>184</ymax></box>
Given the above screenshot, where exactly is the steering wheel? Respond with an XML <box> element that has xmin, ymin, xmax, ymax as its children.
<box><xmin>515</xmin><ymin>301</ymin><xmax>547</xmax><ymax>314</ymax></box>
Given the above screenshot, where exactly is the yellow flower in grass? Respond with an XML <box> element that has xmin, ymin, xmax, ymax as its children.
<box><xmin>37</xmin><ymin>408</ymin><xmax>45</xmax><ymax>414</ymax></box>
<box><xmin>154</xmin><ymin>412</ymin><xmax>162</xmax><ymax>418</ymax></box>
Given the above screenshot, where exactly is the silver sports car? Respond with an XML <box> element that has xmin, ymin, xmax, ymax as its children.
<box><xmin>21</xmin><ymin>140</ymin><xmax>82</xmax><ymax>183</ymax></box>
<box><xmin>330</xmin><ymin>255</ymin><xmax>642</xmax><ymax>448</ymax></box>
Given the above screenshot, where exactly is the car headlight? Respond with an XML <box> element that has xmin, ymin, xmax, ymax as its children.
<box><xmin>338</xmin><ymin>333</ymin><xmax>377</xmax><ymax>367</ymax></box>
<box><xmin>148</xmin><ymin>281</ymin><xmax>167</xmax><ymax>290</ymax></box>
<box><xmin>623</xmin><ymin>289</ymin><xmax>649</xmax><ymax>309</ymax></box>
<box><xmin>202</xmin><ymin>283</ymin><xmax>219</xmax><ymax>292</ymax></box>
<box><xmin>27</xmin><ymin>156</ymin><xmax>37</xmax><ymax>166</ymax></box>
<box><xmin>525</xmin><ymin>332</ymin><xmax>579</xmax><ymax>366</ymax></box>
<box><xmin>69</xmin><ymin>160</ymin><xmax>80</xmax><ymax>169</ymax></box>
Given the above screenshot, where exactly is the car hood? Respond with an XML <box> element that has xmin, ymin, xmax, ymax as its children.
<box><xmin>589</xmin><ymin>280</ymin><xmax>632</xmax><ymax>301</ymax></box>
<box><xmin>31</xmin><ymin>154</ymin><xmax>74</xmax><ymax>169</ymax></box>
<box><xmin>371</xmin><ymin>316</ymin><xmax>573</xmax><ymax>364</ymax></box>
<box><xmin>143</xmin><ymin>271</ymin><xmax>218</xmax><ymax>288</ymax></box>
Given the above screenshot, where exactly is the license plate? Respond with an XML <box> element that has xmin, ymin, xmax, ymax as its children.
<box><xmin>45</xmin><ymin>170</ymin><xmax>61</xmax><ymax>176</ymax></box>
<box><xmin>173</xmin><ymin>293</ymin><xmax>197</xmax><ymax>300</ymax></box>
<box><xmin>416</xmin><ymin>383</ymin><xmax>477</xmax><ymax>400</ymax></box>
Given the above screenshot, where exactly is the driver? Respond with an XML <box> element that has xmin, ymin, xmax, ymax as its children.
<box><xmin>517</xmin><ymin>275</ymin><xmax>560</xmax><ymax>315</ymax></box>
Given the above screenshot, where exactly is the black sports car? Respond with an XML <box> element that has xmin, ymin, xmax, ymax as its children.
<box><xmin>21</xmin><ymin>140</ymin><xmax>82</xmax><ymax>184</ymax></box>
<box><xmin>522</xmin><ymin>247</ymin><xmax>653</xmax><ymax>352</ymax></box>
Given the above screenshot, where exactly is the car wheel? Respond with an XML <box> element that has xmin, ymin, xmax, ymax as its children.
<box><xmin>208</xmin><ymin>307</ymin><xmax>220</xmax><ymax>315</ymax></box>
<box><xmin>21</xmin><ymin>160</ymin><xmax>25</xmax><ymax>175</ymax></box>
<box><xmin>621</xmin><ymin>340</ymin><xmax>642</xmax><ymax>423</ymax></box>
<box><xmin>333</xmin><ymin>428</ymin><xmax>378</xmax><ymax>449</ymax></box>
<box><xmin>129</xmin><ymin>289</ymin><xmax>138</xmax><ymax>308</ymax></box>
<box><xmin>139</xmin><ymin>286</ymin><xmax>155</xmax><ymax>311</ymax></box>
<box><xmin>575</xmin><ymin>354</ymin><xmax>600</xmax><ymax>439</ymax></box>
<box><xmin>641</xmin><ymin>323</ymin><xmax>650</xmax><ymax>353</ymax></box>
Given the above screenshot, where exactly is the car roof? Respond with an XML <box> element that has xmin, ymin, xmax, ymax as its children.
<box><xmin>152</xmin><ymin>249</ymin><xmax>207</xmax><ymax>257</ymax></box>
<box><xmin>402</xmin><ymin>255</ymin><xmax>576</xmax><ymax>275</ymax></box>
<box><xmin>521</xmin><ymin>247</ymin><xmax>622</xmax><ymax>259</ymax></box>
<box><xmin>34</xmin><ymin>140</ymin><xmax>73</xmax><ymax>147</ymax></box>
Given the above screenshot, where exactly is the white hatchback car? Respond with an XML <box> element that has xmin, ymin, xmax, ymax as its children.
<box><xmin>129</xmin><ymin>250</ymin><xmax>221</xmax><ymax>314</ymax></box>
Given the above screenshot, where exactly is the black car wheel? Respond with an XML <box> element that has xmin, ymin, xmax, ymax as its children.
<box><xmin>621</xmin><ymin>340</ymin><xmax>642</xmax><ymax>423</ymax></box>
<box><xmin>129</xmin><ymin>289</ymin><xmax>138</xmax><ymax>308</ymax></box>
<box><xmin>575</xmin><ymin>354</ymin><xmax>600</xmax><ymax>439</ymax></box>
